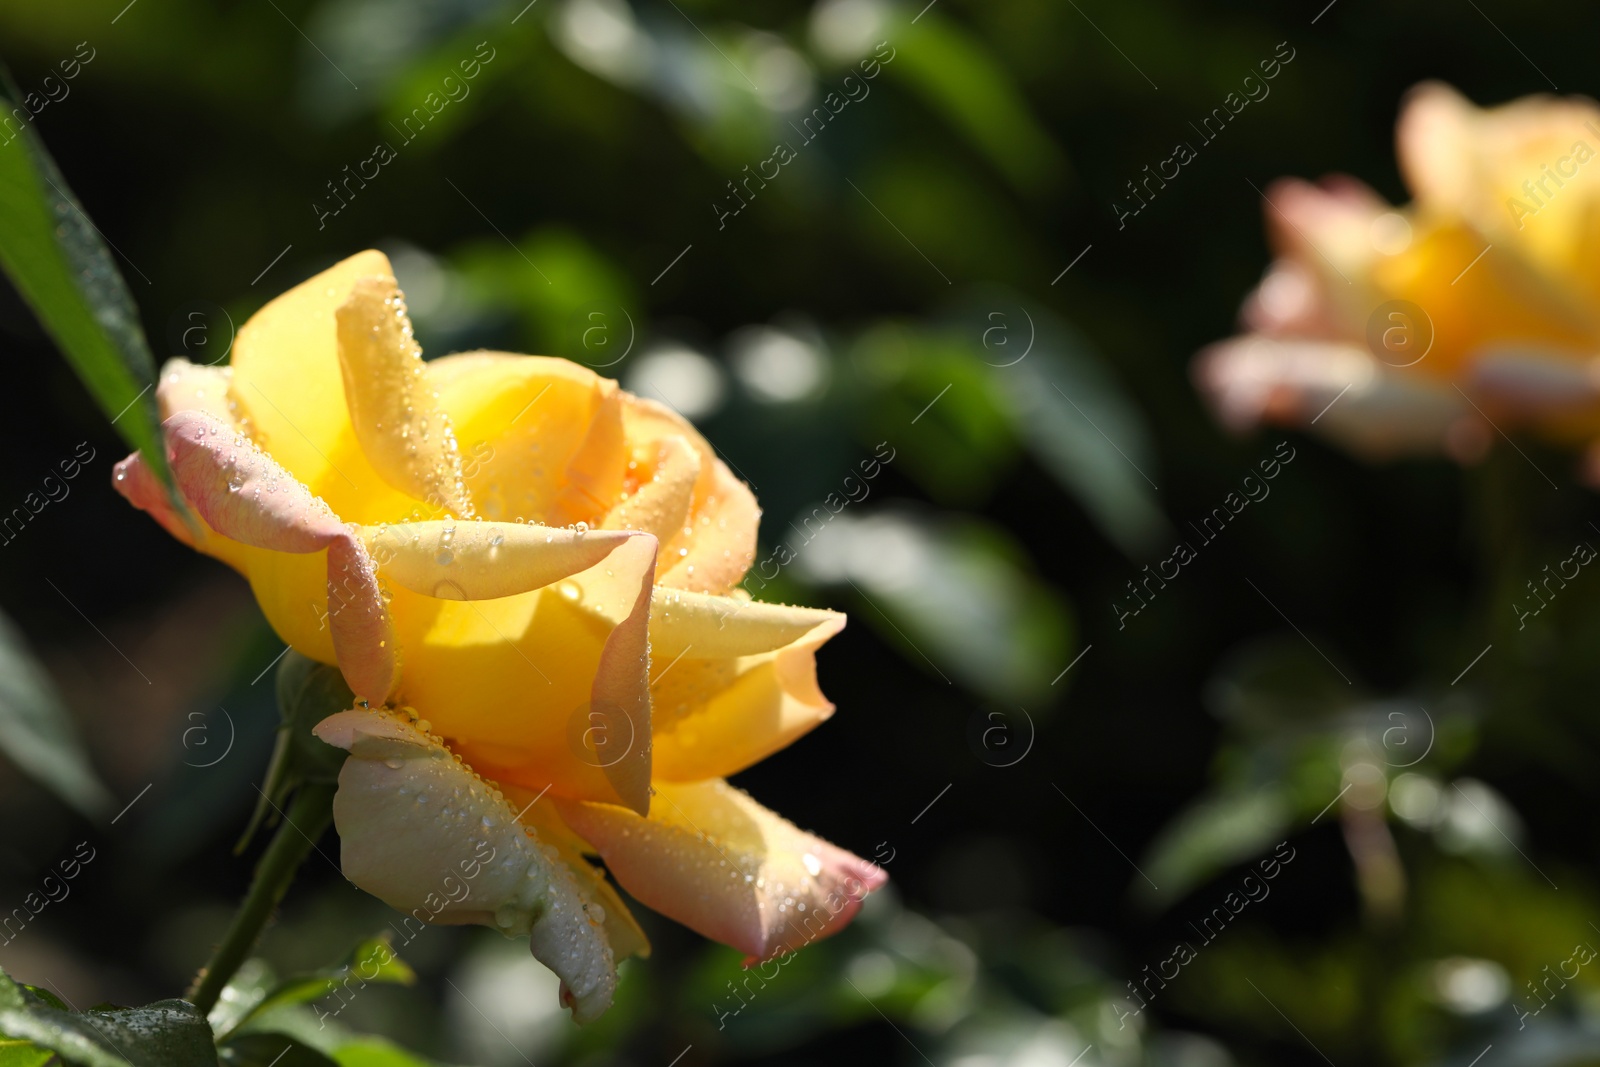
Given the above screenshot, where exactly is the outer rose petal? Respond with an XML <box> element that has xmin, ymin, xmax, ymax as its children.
<box><xmin>1259</xmin><ymin>176</ymin><xmax>1390</xmax><ymax>315</ymax></box>
<box><xmin>647</xmin><ymin>589</ymin><xmax>846</xmax><ymax>781</ymax></box>
<box><xmin>112</xmin><ymin>451</ymin><xmax>201</xmax><ymax>551</ymax></box>
<box><xmin>1193</xmin><ymin>336</ymin><xmax>1479</xmax><ymax>458</ymax></box>
<box><xmin>501</xmin><ymin>782</ymin><xmax>652</xmax><ymax>964</ymax></box>
<box><xmin>335</xmin><ymin>276</ymin><xmax>473</xmax><ymax>517</ymax></box>
<box><xmin>164</xmin><ymin>410</ymin><xmax>345</xmax><ymax>552</ymax></box>
<box><xmin>662</xmin><ymin>457</ymin><xmax>761</xmax><ymax>593</ymax></box>
<box><xmin>156</xmin><ymin>410</ymin><xmax>398</xmax><ymax>702</ymax></box>
<box><xmin>1467</xmin><ymin>348</ymin><xmax>1600</xmax><ymax>414</ymax></box>
<box><xmin>157</xmin><ymin>358</ymin><xmax>236</xmax><ymax>424</ymax></box>
<box><xmin>1241</xmin><ymin>260</ymin><xmax>1345</xmax><ymax>340</ymax></box>
<box><xmin>314</xmin><ymin>710</ymin><xmax>625</xmax><ymax>1022</ymax></box>
<box><xmin>557</xmin><ymin>780</ymin><xmax>886</xmax><ymax>961</ymax></box>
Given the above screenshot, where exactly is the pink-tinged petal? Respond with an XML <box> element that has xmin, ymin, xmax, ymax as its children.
<box><xmin>1194</xmin><ymin>336</ymin><xmax>1476</xmax><ymax>457</ymax></box>
<box><xmin>160</xmin><ymin>409</ymin><xmax>397</xmax><ymax>701</ymax></box>
<box><xmin>1466</xmin><ymin>348</ymin><xmax>1600</xmax><ymax>415</ymax></box>
<box><xmin>361</xmin><ymin>521</ymin><xmax>637</xmax><ymax>602</ymax></box>
<box><xmin>335</xmin><ymin>275</ymin><xmax>474</xmax><ymax>516</ymax></box>
<box><xmin>1253</xmin><ymin>178</ymin><xmax>1394</xmax><ymax>341</ymax></box>
<box><xmin>647</xmin><ymin>589</ymin><xmax>847</xmax><ymax>781</ymax></box>
<box><xmin>164</xmin><ymin>410</ymin><xmax>345</xmax><ymax>553</ymax></box>
<box><xmin>557</xmin><ymin>780</ymin><xmax>887</xmax><ymax>961</ymax></box>
<box><xmin>157</xmin><ymin>358</ymin><xmax>237</xmax><ymax>424</ymax></box>
<box><xmin>112</xmin><ymin>451</ymin><xmax>197</xmax><ymax>549</ymax></box>
<box><xmin>325</xmin><ymin>535</ymin><xmax>398</xmax><ymax>704</ymax></box>
<box><xmin>315</xmin><ymin>709</ymin><xmax>621</xmax><ymax>1022</ymax></box>
<box><xmin>1260</xmin><ymin>176</ymin><xmax>1392</xmax><ymax>270</ymax></box>
<box><xmin>1240</xmin><ymin>260</ymin><xmax>1345</xmax><ymax>340</ymax></box>
<box><xmin>586</xmin><ymin>534</ymin><xmax>657</xmax><ymax>816</ymax></box>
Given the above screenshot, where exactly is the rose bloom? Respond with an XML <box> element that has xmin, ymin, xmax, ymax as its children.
<box><xmin>113</xmin><ymin>251</ymin><xmax>884</xmax><ymax>1020</ymax></box>
<box><xmin>1196</xmin><ymin>82</ymin><xmax>1600</xmax><ymax>475</ymax></box>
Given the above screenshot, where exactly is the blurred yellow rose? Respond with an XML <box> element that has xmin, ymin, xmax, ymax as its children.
<box><xmin>1196</xmin><ymin>82</ymin><xmax>1600</xmax><ymax>475</ymax></box>
<box><xmin>113</xmin><ymin>251</ymin><xmax>884</xmax><ymax>1021</ymax></box>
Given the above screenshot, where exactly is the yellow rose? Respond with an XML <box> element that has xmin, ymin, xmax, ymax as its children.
<box><xmin>112</xmin><ymin>251</ymin><xmax>884</xmax><ymax>1021</ymax></box>
<box><xmin>1196</xmin><ymin>82</ymin><xmax>1600</xmax><ymax>471</ymax></box>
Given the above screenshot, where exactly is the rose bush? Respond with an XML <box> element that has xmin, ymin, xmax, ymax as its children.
<box><xmin>113</xmin><ymin>251</ymin><xmax>885</xmax><ymax>1021</ymax></box>
<box><xmin>1196</xmin><ymin>82</ymin><xmax>1600</xmax><ymax>474</ymax></box>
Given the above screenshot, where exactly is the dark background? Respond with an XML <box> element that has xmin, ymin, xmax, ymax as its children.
<box><xmin>2</xmin><ymin>1</ymin><xmax>1599</xmax><ymax>1064</ymax></box>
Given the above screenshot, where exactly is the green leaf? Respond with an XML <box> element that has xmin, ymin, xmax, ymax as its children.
<box><xmin>0</xmin><ymin>1038</ymin><xmax>52</xmax><ymax>1067</ymax></box>
<box><xmin>1136</xmin><ymin>788</ymin><xmax>1292</xmax><ymax>910</ymax></box>
<box><xmin>219</xmin><ymin>1033</ymin><xmax>338</xmax><ymax>1067</ymax></box>
<box><xmin>886</xmin><ymin>14</ymin><xmax>1069</xmax><ymax>192</ymax></box>
<box><xmin>957</xmin><ymin>298</ymin><xmax>1169</xmax><ymax>557</ymax></box>
<box><xmin>0</xmin><ymin>70</ymin><xmax>170</xmax><ymax>492</ymax></box>
<box><xmin>17</xmin><ymin>989</ymin><xmax>63</xmax><ymax>1014</ymax></box>
<box><xmin>0</xmin><ymin>605</ymin><xmax>112</xmax><ymax>818</ymax></box>
<box><xmin>222</xmin><ymin>935</ymin><xmax>415</xmax><ymax>1041</ymax></box>
<box><xmin>799</xmin><ymin>507</ymin><xmax>1073</xmax><ymax>702</ymax></box>
<box><xmin>0</xmin><ymin>969</ymin><xmax>216</xmax><ymax>1067</ymax></box>
<box><xmin>204</xmin><ymin>959</ymin><xmax>277</xmax><ymax>1040</ymax></box>
<box><xmin>332</xmin><ymin>1043</ymin><xmax>441</xmax><ymax>1067</ymax></box>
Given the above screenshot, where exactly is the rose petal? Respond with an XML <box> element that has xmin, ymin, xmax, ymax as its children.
<box><xmin>112</xmin><ymin>451</ymin><xmax>200</xmax><ymax>551</ymax></box>
<box><xmin>227</xmin><ymin>250</ymin><xmax>399</xmax><ymax>512</ymax></box>
<box><xmin>551</xmin><ymin>387</ymin><xmax>627</xmax><ymax>526</ymax></box>
<box><xmin>584</xmin><ymin>533</ymin><xmax>657</xmax><ymax>816</ymax></box>
<box><xmin>160</xmin><ymin>409</ymin><xmax>396</xmax><ymax>701</ymax></box>
<box><xmin>647</xmin><ymin>588</ymin><xmax>846</xmax><ymax>781</ymax></box>
<box><xmin>335</xmin><ymin>275</ymin><xmax>474</xmax><ymax>516</ymax></box>
<box><xmin>157</xmin><ymin>358</ymin><xmax>237</xmax><ymax>424</ymax></box>
<box><xmin>1369</xmin><ymin>216</ymin><xmax>1599</xmax><ymax>378</ymax></box>
<box><xmin>361</xmin><ymin>521</ymin><xmax>636</xmax><ymax>602</ymax></box>
<box><xmin>622</xmin><ymin>396</ymin><xmax>759</xmax><ymax>593</ymax></box>
<box><xmin>1400</xmin><ymin>81</ymin><xmax>1600</xmax><ymax>290</ymax></box>
<box><xmin>430</xmin><ymin>352</ymin><xmax>625</xmax><ymax>524</ymax></box>
<box><xmin>1194</xmin><ymin>336</ymin><xmax>1471</xmax><ymax>456</ymax></box>
<box><xmin>314</xmin><ymin>709</ymin><xmax>621</xmax><ymax>1022</ymax></box>
<box><xmin>557</xmin><ymin>780</ymin><xmax>886</xmax><ymax>961</ymax></box>
<box><xmin>603</xmin><ymin>435</ymin><xmax>699</xmax><ymax>545</ymax></box>
<box><xmin>501</xmin><ymin>782</ymin><xmax>651</xmax><ymax>964</ymax></box>
<box><xmin>165</xmin><ymin>410</ymin><xmax>345</xmax><ymax>552</ymax></box>
<box><xmin>1467</xmin><ymin>347</ymin><xmax>1600</xmax><ymax>414</ymax></box>
<box><xmin>326</xmin><ymin>534</ymin><xmax>399</xmax><ymax>704</ymax></box>
<box><xmin>389</xmin><ymin>532</ymin><xmax>658</xmax><ymax>812</ymax></box>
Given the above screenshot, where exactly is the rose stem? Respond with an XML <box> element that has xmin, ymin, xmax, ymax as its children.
<box><xmin>188</xmin><ymin>782</ymin><xmax>337</xmax><ymax>1016</ymax></box>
